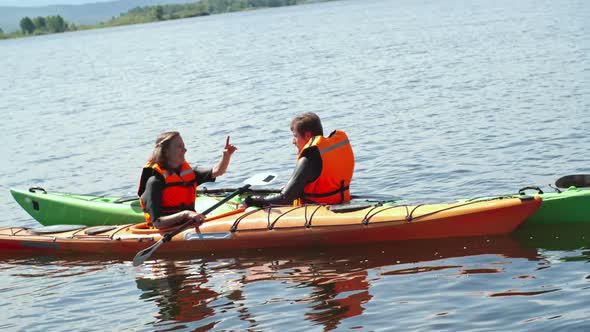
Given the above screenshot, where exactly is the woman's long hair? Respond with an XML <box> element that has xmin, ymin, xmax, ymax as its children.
<box><xmin>149</xmin><ymin>131</ymin><xmax>180</xmax><ymax>170</ymax></box>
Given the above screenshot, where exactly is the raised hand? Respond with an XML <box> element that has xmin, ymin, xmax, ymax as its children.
<box><xmin>224</xmin><ymin>136</ymin><xmax>237</xmax><ymax>157</ymax></box>
<box><xmin>212</xmin><ymin>136</ymin><xmax>237</xmax><ymax>178</ymax></box>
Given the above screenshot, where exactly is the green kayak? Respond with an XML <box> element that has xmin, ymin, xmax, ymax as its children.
<box><xmin>13</xmin><ymin>174</ymin><xmax>588</xmax><ymax>227</ymax></box>
<box><xmin>461</xmin><ymin>186</ymin><xmax>590</xmax><ymax>226</ymax></box>
<box><xmin>520</xmin><ymin>186</ymin><xmax>590</xmax><ymax>225</ymax></box>
<box><xmin>10</xmin><ymin>187</ymin><xmax>240</xmax><ymax>226</ymax></box>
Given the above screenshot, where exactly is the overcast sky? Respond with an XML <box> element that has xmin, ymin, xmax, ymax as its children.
<box><xmin>1</xmin><ymin>0</ymin><xmax>114</xmax><ymax>6</ymax></box>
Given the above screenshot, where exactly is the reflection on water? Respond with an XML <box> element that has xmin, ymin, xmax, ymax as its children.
<box><xmin>132</xmin><ymin>236</ymin><xmax>538</xmax><ymax>330</ymax></box>
<box><xmin>1</xmin><ymin>231</ymin><xmax>589</xmax><ymax>330</ymax></box>
<box><xmin>137</xmin><ymin>262</ymin><xmax>218</xmax><ymax>324</ymax></box>
<box><xmin>513</xmin><ymin>223</ymin><xmax>590</xmax><ymax>252</ymax></box>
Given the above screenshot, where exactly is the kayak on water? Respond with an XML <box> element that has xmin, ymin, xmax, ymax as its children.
<box><xmin>10</xmin><ymin>187</ymin><xmax>241</xmax><ymax>226</ymax></box>
<box><xmin>0</xmin><ymin>196</ymin><xmax>541</xmax><ymax>259</ymax></box>
<box><xmin>460</xmin><ymin>186</ymin><xmax>590</xmax><ymax>226</ymax></box>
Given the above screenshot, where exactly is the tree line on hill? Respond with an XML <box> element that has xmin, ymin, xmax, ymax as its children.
<box><xmin>19</xmin><ymin>15</ymin><xmax>69</xmax><ymax>34</ymax></box>
<box><xmin>0</xmin><ymin>0</ymin><xmax>329</xmax><ymax>39</ymax></box>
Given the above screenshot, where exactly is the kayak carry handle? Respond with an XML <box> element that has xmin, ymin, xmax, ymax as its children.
<box><xmin>29</xmin><ymin>187</ymin><xmax>47</xmax><ymax>194</ymax></box>
<box><xmin>518</xmin><ymin>186</ymin><xmax>543</xmax><ymax>195</ymax></box>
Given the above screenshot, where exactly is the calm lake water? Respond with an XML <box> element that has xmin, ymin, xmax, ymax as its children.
<box><xmin>1</xmin><ymin>0</ymin><xmax>590</xmax><ymax>330</ymax></box>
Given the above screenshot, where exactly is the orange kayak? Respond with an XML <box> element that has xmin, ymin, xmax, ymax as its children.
<box><xmin>0</xmin><ymin>196</ymin><xmax>541</xmax><ymax>259</ymax></box>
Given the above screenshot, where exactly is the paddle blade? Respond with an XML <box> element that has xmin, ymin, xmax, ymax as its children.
<box><xmin>245</xmin><ymin>173</ymin><xmax>277</xmax><ymax>186</ymax></box>
<box><xmin>132</xmin><ymin>240</ymin><xmax>162</xmax><ymax>266</ymax></box>
<box><xmin>555</xmin><ymin>174</ymin><xmax>590</xmax><ymax>188</ymax></box>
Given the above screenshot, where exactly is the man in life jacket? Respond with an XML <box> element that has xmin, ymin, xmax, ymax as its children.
<box><xmin>138</xmin><ymin>131</ymin><xmax>237</xmax><ymax>229</ymax></box>
<box><xmin>244</xmin><ymin>112</ymin><xmax>354</xmax><ymax>207</ymax></box>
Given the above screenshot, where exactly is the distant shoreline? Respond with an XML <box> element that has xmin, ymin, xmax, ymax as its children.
<box><xmin>0</xmin><ymin>0</ymin><xmax>334</xmax><ymax>40</ymax></box>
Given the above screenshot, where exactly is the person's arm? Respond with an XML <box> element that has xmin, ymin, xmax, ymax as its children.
<box><xmin>194</xmin><ymin>166</ymin><xmax>215</xmax><ymax>184</ymax></box>
<box><xmin>141</xmin><ymin>175</ymin><xmax>203</xmax><ymax>229</ymax></box>
<box><xmin>245</xmin><ymin>147</ymin><xmax>322</xmax><ymax>207</ymax></box>
<box><xmin>212</xmin><ymin>136</ymin><xmax>237</xmax><ymax>178</ymax></box>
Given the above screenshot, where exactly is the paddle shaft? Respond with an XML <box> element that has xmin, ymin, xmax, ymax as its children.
<box><xmin>112</xmin><ymin>186</ymin><xmax>275</xmax><ymax>204</ymax></box>
<box><xmin>198</xmin><ymin>187</ymin><xmax>280</xmax><ymax>194</ymax></box>
<box><xmin>199</xmin><ymin>187</ymin><xmax>397</xmax><ymax>202</ymax></box>
<box><xmin>161</xmin><ymin>184</ymin><xmax>251</xmax><ymax>242</ymax></box>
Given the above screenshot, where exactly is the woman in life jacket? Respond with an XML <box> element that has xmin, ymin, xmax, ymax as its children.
<box><xmin>138</xmin><ymin>131</ymin><xmax>237</xmax><ymax>229</ymax></box>
<box><xmin>244</xmin><ymin>112</ymin><xmax>354</xmax><ymax>207</ymax></box>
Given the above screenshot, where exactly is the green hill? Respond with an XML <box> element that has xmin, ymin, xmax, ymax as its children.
<box><xmin>0</xmin><ymin>0</ymin><xmax>196</xmax><ymax>33</ymax></box>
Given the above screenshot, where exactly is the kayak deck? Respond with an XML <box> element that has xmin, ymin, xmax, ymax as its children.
<box><xmin>0</xmin><ymin>196</ymin><xmax>542</xmax><ymax>259</ymax></box>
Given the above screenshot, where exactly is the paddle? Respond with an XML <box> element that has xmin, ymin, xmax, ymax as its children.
<box><xmin>555</xmin><ymin>174</ymin><xmax>590</xmax><ymax>188</ymax></box>
<box><xmin>112</xmin><ymin>187</ymin><xmax>280</xmax><ymax>204</ymax></box>
<box><xmin>132</xmin><ymin>173</ymin><xmax>277</xmax><ymax>266</ymax></box>
<box><xmin>198</xmin><ymin>187</ymin><xmax>281</xmax><ymax>195</ymax></box>
<box><xmin>198</xmin><ymin>187</ymin><xmax>398</xmax><ymax>202</ymax></box>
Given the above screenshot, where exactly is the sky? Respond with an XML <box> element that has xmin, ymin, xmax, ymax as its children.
<box><xmin>0</xmin><ymin>0</ymin><xmax>114</xmax><ymax>6</ymax></box>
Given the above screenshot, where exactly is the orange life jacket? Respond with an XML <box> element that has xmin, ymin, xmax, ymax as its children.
<box><xmin>297</xmin><ymin>130</ymin><xmax>354</xmax><ymax>205</ymax></box>
<box><xmin>138</xmin><ymin>161</ymin><xmax>197</xmax><ymax>223</ymax></box>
